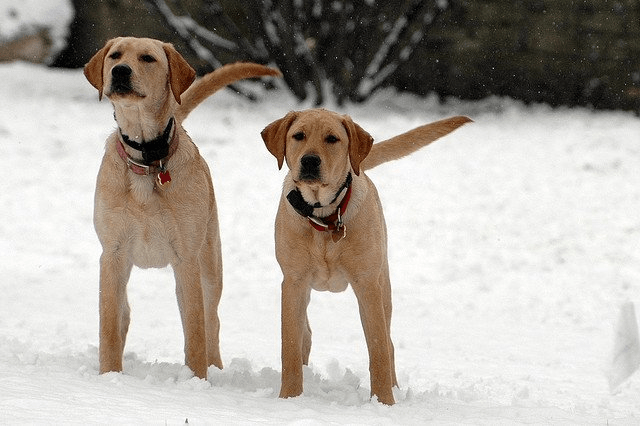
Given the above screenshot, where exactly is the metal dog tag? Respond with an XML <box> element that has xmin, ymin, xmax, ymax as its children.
<box><xmin>332</xmin><ymin>224</ymin><xmax>346</xmax><ymax>243</ymax></box>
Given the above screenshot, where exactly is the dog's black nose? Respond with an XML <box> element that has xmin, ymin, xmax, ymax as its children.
<box><xmin>300</xmin><ymin>154</ymin><xmax>321</xmax><ymax>180</ymax></box>
<box><xmin>301</xmin><ymin>154</ymin><xmax>321</xmax><ymax>170</ymax></box>
<box><xmin>112</xmin><ymin>64</ymin><xmax>132</xmax><ymax>79</ymax></box>
<box><xmin>111</xmin><ymin>65</ymin><xmax>133</xmax><ymax>93</ymax></box>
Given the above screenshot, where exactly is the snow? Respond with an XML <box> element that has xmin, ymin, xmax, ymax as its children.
<box><xmin>1</xmin><ymin>61</ymin><xmax>639</xmax><ymax>424</ymax></box>
<box><xmin>0</xmin><ymin>0</ymin><xmax>73</xmax><ymax>60</ymax></box>
<box><xmin>608</xmin><ymin>302</ymin><xmax>640</xmax><ymax>390</ymax></box>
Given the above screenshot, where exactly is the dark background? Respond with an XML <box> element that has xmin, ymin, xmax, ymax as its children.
<box><xmin>16</xmin><ymin>0</ymin><xmax>640</xmax><ymax>111</ymax></box>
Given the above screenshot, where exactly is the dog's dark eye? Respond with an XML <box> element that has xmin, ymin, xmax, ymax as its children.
<box><xmin>109</xmin><ymin>51</ymin><xmax>122</xmax><ymax>60</ymax></box>
<box><xmin>292</xmin><ymin>132</ymin><xmax>305</xmax><ymax>141</ymax></box>
<box><xmin>141</xmin><ymin>54</ymin><xmax>156</xmax><ymax>63</ymax></box>
<box><xmin>325</xmin><ymin>135</ymin><xmax>339</xmax><ymax>143</ymax></box>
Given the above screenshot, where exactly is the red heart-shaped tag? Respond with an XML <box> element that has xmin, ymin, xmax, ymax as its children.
<box><xmin>157</xmin><ymin>170</ymin><xmax>171</xmax><ymax>186</ymax></box>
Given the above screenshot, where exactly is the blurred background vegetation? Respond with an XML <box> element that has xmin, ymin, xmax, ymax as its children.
<box><xmin>2</xmin><ymin>0</ymin><xmax>640</xmax><ymax>111</ymax></box>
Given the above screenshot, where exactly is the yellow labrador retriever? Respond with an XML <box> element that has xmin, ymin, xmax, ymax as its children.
<box><xmin>261</xmin><ymin>109</ymin><xmax>471</xmax><ymax>404</ymax></box>
<box><xmin>84</xmin><ymin>37</ymin><xmax>280</xmax><ymax>379</ymax></box>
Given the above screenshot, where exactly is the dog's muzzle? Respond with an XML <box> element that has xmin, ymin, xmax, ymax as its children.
<box><xmin>110</xmin><ymin>64</ymin><xmax>133</xmax><ymax>94</ymax></box>
<box><xmin>299</xmin><ymin>154</ymin><xmax>321</xmax><ymax>181</ymax></box>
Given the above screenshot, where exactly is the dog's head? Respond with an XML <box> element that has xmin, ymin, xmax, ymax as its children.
<box><xmin>84</xmin><ymin>37</ymin><xmax>195</xmax><ymax>106</ymax></box>
<box><xmin>261</xmin><ymin>109</ymin><xmax>373</xmax><ymax>205</ymax></box>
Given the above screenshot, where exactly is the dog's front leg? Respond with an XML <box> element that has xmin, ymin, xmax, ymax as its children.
<box><xmin>99</xmin><ymin>252</ymin><xmax>133</xmax><ymax>374</ymax></box>
<box><xmin>352</xmin><ymin>279</ymin><xmax>396</xmax><ymax>405</ymax></box>
<box><xmin>173</xmin><ymin>260</ymin><xmax>207</xmax><ymax>379</ymax></box>
<box><xmin>279</xmin><ymin>278</ymin><xmax>311</xmax><ymax>399</ymax></box>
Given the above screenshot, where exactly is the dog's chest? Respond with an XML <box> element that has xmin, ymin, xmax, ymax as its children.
<box><xmin>128</xmin><ymin>209</ymin><xmax>177</xmax><ymax>269</ymax></box>
<box><xmin>124</xmin><ymin>181</ymin><xmax>178</xmax><ymax>267</ymax></box>
<box><xmin>95</xmin><ymin>191</ymin><xmax>179</xmax><ymax>269</ymax></box>
<box><xmin>307</xmin><ymin>242</ymin><xmax>349</xmax><ymax>293</ymax></box>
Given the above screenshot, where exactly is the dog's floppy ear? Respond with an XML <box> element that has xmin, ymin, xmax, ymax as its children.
<box><xmin>163</xmin><ymin>43</ymin><xmax>196</xmax><ymax>104</ymax></box>
<box><xmin>261</xmin><ymin>111</ymin><xmax>298</xmax><ymax>170</ymax></box>
<box><xmin>84</xmin><ymin>38</ymin><xmax>116</xmax><ymax>100</ymax></box>
<box><xmin>342</xmin><ymin>115</ymin><xmax>373</xmax><ymax>176</ymax></box>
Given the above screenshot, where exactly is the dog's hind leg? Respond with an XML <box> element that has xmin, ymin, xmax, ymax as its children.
<box><xmin>302</xmin><ymin>311</ymin><xmax>312</xmax><ymax>366</ymax></box>
<box><xmin>380</xmin><ymin>262</ymin><xmax>398</xmax><ymax>388</ymax></box>
<box><xmin>99</xmin><ymin>252</ymin><xmax>133</xmax><ymax>374</ymax></box>
<box><xmin>200</xmin><ymin>224</ymin><xmax>223</xmax><ymax>370</ymax></box>
<box><xmin>379</xmin><ymin>208</ymin><xmax>397</xmax><ymax>388</ymax></box>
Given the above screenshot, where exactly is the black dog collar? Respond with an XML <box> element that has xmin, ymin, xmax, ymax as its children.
<box><xmin>120</xmin><ymin>117</ymin><xmax>175</xmax><ymax>164</ymax></box>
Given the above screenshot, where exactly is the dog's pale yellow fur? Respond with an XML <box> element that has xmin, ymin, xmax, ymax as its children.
<box><xmin>261</xmin><ymin>109</ymin><xmax>471</xmax><ymax>404</ymax></box>
<box><xmin>85</xmin><ymin>37</ymin><xmax>280</xmax><ymax>378</ymax></box>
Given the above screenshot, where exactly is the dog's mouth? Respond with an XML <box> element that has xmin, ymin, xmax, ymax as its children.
<box><xmin>294</xmin><ymin>168</ymin><xmax>327</xmax><ymax>187</ymax></box>
<box><xmin>108</xmin><ymin>83</ymin><xmax>145</xmax><ymax>99</ymax></box>
<box><xmin>298</xmin><ymin>171</ymin><xmax>322</xmax><ymax>182</ymax></box>
<box><xmin>111</xmin><ymin>81</ymin><xmax>133</xmax><ymax>94</ymax></box>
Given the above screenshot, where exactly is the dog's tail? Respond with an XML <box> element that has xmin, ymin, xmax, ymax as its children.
<box><xmin>361</xmin><ymin>116</ymin><xmax>472</xmax><ymax>171</ymax></box>
<box><xmin>176</xmin><ymin>62</ymin><xmax>282</xmax><ymax>122</ymax></box>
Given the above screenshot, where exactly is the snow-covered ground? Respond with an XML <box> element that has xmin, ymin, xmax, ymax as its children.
<box><xmin>1</xmin><ymin>62</ymin><xmax>639</xmax><ymax>424</ymax></box>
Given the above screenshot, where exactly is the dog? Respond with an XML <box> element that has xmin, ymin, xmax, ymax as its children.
<box><xmin>84</xmin><ymin>36</ymin><xmax>280</xmax><ymax>378</ymax></box>
<box><xmin>261</xmin><ymin>109</ymin><xmax>471</xmax><ymax>404</ymax></box>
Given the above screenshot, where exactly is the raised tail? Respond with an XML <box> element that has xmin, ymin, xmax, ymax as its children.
<box><xmin>361</xmin><ymin>115</ymin><xmax>472</xmax><ymax>171</ymax></box>
<box><xmin>176</xmin><ymin>62</ymin><xmax>282</xmax><ymax>122</ymax></box>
